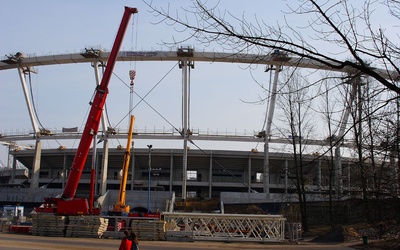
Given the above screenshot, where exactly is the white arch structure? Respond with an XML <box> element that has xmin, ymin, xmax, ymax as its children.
<box><xmin>0</xmin><ymin>48</ymin><xmax>394</xmax><ymax>199</ymax></box>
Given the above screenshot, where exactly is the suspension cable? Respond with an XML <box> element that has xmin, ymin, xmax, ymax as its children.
<box><xmin>27</xmin><ymin>71</ymin><xmax>45</xmax><ymax>130</ymax></box>
<box><xmin>188</xmin><ymin>139</ymin><xmax>255</xmax><ymax>191</ymax></box>
<box><xmin>113</xmin><ymin>64</ymin><xmax>251</xmax><ymax>189</ymax></box>
<box><xmin>113</xmin><ymin>62</ymin><xmax>179</xmax><ymax>130</ymax></box>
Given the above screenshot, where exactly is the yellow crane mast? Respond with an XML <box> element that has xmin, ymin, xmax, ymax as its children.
<box><xmin>111</xmin><ymin>115</ymin><xmax>135</xmax><ymax>214</ymax></box>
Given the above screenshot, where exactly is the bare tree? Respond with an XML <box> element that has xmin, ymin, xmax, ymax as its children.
<box><xmin>146</xmin><ymin>0</ymin><xmax>400</xmax><ymax>94</ymax></box>
<box><xmin>360</xmin><ymin>81</ymin><xmax>400</xmax><ymax>221</ymax></box>
<box><xmin>275</xmin><ymin>70</ymin><xmax>316</xmax><ymax>232</ymax></box>
<box><xmin>145</xmin><ymin>0</ymin><xmax>400</xmax><ymax>226</ymax></box>
<box><xmin>318</xmin><ymin>74</ymin><xmax>345</xmax><ymax>228</ymax></box>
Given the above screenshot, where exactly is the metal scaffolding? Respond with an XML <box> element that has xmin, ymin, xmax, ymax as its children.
<box><xmin>163</xmin><ymin>212</ymin><xmax>286</xmax><ymax>242</ymax></box>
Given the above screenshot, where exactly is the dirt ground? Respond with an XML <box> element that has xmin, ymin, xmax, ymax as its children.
<box><xmin>308</xmin><ymin>223</ymin><xmax>400</xmax><ymax>250</ymax></box>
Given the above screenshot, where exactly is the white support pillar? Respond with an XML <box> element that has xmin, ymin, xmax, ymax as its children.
<box><xmin>91</xmin><ymin>135</ymin><xmax>98</xmax><ymax>195</ymax></box>
<box><xmin>248</xmin><ymin>156</ymin><xmax>252</xmax><ymax>193</ymax></box>
<box><xmin>208</xmin><ymin>153</ymin><xmax>213</xmax><ymax>199</ymax></box>
<box><xmin>284</xmin><ymin>157</ymin><xmax>288</xmax><ymax>195</ymax></box>
<box><xmin>317</xmin><ymin>158</ymin><xmax>322</xmax><ymax>192</ymax></box>
<box><xmin>334</xmin><ymin>77</ymin><xmax>358</xmax><ymax>195</ymax></box>
<box><xmin>347</xmin><ymin>161</ymin><xmax>351</xmax><ymax>193</ymax></box>
<box><xmin>179</xmin><ymin>47</ymin><xmax>194</xmax><ymax>201</ymax></box>
<box><xmin>11</xmin><ymin>155</ymin><xmax>16</xmax><ymax>184</ymax></box>
<box><xmin>182</xmin><ymin>59</ymin><xmax>189</xmax><ymax>201</ymax></box>
<box><xmin>17</xmin><ymin>67</ymin><xmax>42</xmax><ymax>189</ymax></box>
<box><xmin>263</xmin><ymin>66</ymin><xmax>281</xmax><ymax>195</ymax></box>
<box><xmin>31</xmin><ymin>140</ymin><xmax>41</xmax><ymax>188</ymax></box>
<box><xmin>130</xmin><ymin>151</ymin><xmax>135</xmax><ymax>190</ymax></box>
<box><xmin>18</xmin><ymin>68</ymin><xmax>40</xmax><ymax>135</ymax></box>
<box><xmin>100</xmin><ymin>139</ymin><xmax>109</xmax><ymax>195</ymax></box>
<box><xmin>62</xmin><ymin>152</ymin><xmax>67</xmax><ymax>189</ymax></box>
<box><xmin>169</xmin><ymin>151</ymin><xmax>174</xmax><ymax>191</ymax></box>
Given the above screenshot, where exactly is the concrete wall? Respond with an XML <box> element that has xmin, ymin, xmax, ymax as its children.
<box><xmin>220</xmin><ymin>192</ymin><xmax>329</xmax><ymax>205</ymax></box>
<box><xmin>0</xmin><ymin>188</ymin><xmax>175</xmax><ymax>215</ymax></box>
<box><xmin>0</xmin><ymin>188</ymin><xmax>63</xmax><ymax>203</ymax></box>
<box><xmin>102</xmin><ymin>190</ymin><xmax>174</xmax><ymax>213</ymax></box>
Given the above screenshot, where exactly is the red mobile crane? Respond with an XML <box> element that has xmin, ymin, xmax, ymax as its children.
<box><xmin>35</xmin><ymin>6</ymin><xmax>138</xmax><ymax>215</ymax></box>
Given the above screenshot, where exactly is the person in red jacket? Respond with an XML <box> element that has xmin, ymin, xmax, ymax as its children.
<box><xmin>119</xmin><ymin>230</ymin><xmax>132</xmax><ymax>250</ymax></box>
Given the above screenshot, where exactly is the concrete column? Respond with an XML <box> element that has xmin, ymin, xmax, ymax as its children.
<box><xmin>62</xmin><ymin>152</ymin><xmax>67</xmax><ymax>189</ymax></box>
<box><xmin>263</xmin><ymin>66</ymin><xmax>281</xmax><ymax>196</ymax></box>
<box><xmin>208</xmin><ymin>153</ymin><xmax>213</xmax><ymax>199</ymax></box>
<box><xmin>334</xmin><ymin>77</ymin><xmax>358</xmax><ymax>195</ymax></box>
<box><xmin>17</xmin><ymin>67</ymin><xmax>41</xmax><ymax>189</ymax></box>
<box><xmin>334</xmin><ymin>148</ymin><xmax>343</xmax><ymax>194</ymax></box>
<box><xmin>17</xmin><ymin>68</ymin><xmax>39</xmax><ymax>134</ymax></box>
<box><xmin>11</xmin><ymin>155</ymin><xmax>16</xmax><ymax>184</ymax></box>
<box><xmin>91</xmin><ymin>135</ymin><xmax>98</xmax><ymax>196</ymax></box>
<box><xmin>178</xmin><ymin>47</ymin><xmax>194</xmax><ymax>201</ymax></box>
<box><xmin>284</xmin><ymin>157</ymin><xmax>288</xmax><ymax>195</ymax></box>
<box><xmin>317</xmin><ymin>158</ymin><xmax>322</xmax><ymax>192</ymax></box>
<box><xmin>130</xmin><ymin>152</ymin><xmax>135</xmax><ymax>190</ymax></box>
<box><xmin>30</xmin><ymin>140</ymin><xmax>41</xmax><ymax>189</ymax></box>
<box><xmin>347</xmin><ymin>161</ymin><xmax>351</xmax><ymax>193</ymax></box>
<box><xmin>99</xmin><ymin>139</ymin><xmax>109</xmax><ymax>195</ymax></box>
<box><xmin>248</xmin><ymin>156</ymin><xmax>252</xmax><ymax>193</ymax></box>
<box><xmin>181</xmin><ymin>58</ymin><xmax>189</xmax><ymax>201</ymax></box>
<box><xmin>169</xmin><ymin>151</ymin><xmax>174</xmax><ymax>191</ymax></box>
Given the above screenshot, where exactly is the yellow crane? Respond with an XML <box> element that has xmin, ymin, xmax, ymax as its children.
<box><xmin>110</xmin><ymin>115</ymin><xmax>135</xmax><ymax>215</ymax></box>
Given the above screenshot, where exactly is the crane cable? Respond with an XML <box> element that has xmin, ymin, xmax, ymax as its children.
<box><xmin>128</xmin><ymin>12</ymin><xmax>139</xmax><ymax>117</ymax></box>
<box><xmin>27</xmin><ymin>71</ymin><xmax>45</xmax><ymax>130</ymax></box>
<box><xmin>113</xmin><ymin>62</ymin><xmax>179</xmax><ymax>131</ymax></box>
<box><xmin>26</xmin><ymin>71</ymin><xmax>64</xmax><ymax>147</ymax></box>
<box><xmin>103</xmin><ymin>13</ymin><xmax>139</xmax><ymax>144</ymax></box>
<box><xmin>114</xmin><ymin>65</ymin><xmax>254</xmax><ymax>191</ymax></box>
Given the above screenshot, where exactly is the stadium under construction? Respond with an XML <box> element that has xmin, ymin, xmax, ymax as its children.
<box><xmin>0</xmin><ymin>48</ymin><xmax>395</xmax><ymax>215</ymax></box>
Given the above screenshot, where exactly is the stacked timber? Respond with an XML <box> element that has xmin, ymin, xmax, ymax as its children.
<box><xmin>65</xmin><ymin>216</ymin><xmax>108</xmax><ymax>238</ymax></box>
<box><xmin>31</xmin><ymin>214</ymin><xmax>66</xmax><ymax>236</ymax></box>
<box><xmin>130</xmin><ymin>219</ymin><xmax>166</xmax><ymax>241</ymax></box>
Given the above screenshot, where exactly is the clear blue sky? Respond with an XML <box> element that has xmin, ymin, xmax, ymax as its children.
<box><xmin>0</xmin><ymin>1</ymin><xmax>396</xmax><ymax>167</ymax></box>
<box><xmin>0</xmin><ymin>0</ymin><xmax>287</xmax><ymax>167</ymax></box>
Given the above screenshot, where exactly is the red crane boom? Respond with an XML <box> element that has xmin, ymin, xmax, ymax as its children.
<box><xmin>35</xmin><ymin>6</ymin><xmax>138</xmax><ymax>215</ymax></box>
<box><xmin>63</xmin><ymin>6</ymin><xmax>137</xmax><ymax>199</ymax></box>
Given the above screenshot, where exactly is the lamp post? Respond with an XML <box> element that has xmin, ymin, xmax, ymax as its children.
<box><xmin>147</xmin><ymin>145</ymin><xmax>152</xmax><ymax>213</ymax></box>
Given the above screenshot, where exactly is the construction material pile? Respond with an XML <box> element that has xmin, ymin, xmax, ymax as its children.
<box><xmin>130</xmin><ymin>219</ymin><xmax>166</xmax><ymax>241</ymax></box>
<box><xmin>31</xmin><ymin>214</ymin><xmax>66</xmax><ymax>236</ymax></box>
<box><xmin>31</xmin><ymin>214</ymin><xmax>108</xmax><ymax>238</ymax></box>
<box><xmin>66</xmin><ymin>216</ymin><xmax>108</xmax><ymax>238</ymax></box>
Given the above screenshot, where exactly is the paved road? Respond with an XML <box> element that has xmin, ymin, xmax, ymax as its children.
<box><xmin>0</xmin><ymin>233</ymin><xmax>357</xmax><ymax>250</ymax></box>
